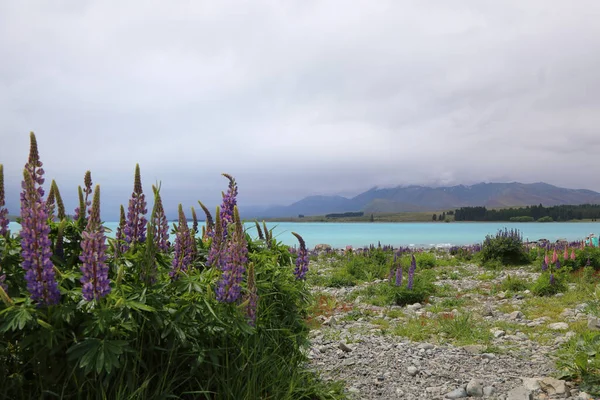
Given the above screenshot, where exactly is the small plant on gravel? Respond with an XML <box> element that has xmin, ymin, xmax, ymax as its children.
<box><xmin>556</xmin><ymin>331</ymin><xmax>600</xmax><ymax>396</ymax></box>
<box><xmin>499</xmin><ymin>274</ymin><xmax>530</xmax><ymax>293</ymax></box>
<box><xmin>530</xmin><ymin>271</ymin><xmax>567</xmax><ymax>296</ymax></box>
<box><xmin>479</xmin><ymin>228</ymin><xmax>530</xmax><ymax>266</ymax></box>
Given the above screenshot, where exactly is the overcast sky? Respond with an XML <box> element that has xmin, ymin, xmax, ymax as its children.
<box><xmin>1</xmin><ymin>1</ymin><xmax>600</xmax><ymax>219</ymax></box>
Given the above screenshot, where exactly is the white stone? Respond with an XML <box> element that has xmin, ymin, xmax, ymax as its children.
<box><xmin>466</xmin><ymin>379</ymin><xmax>484</xmax><ymax>397</ymax></box>
<box><xmin>548</xmin><ymin>322</ymin><xmax>569</xmax><ymax>330</ymax></box>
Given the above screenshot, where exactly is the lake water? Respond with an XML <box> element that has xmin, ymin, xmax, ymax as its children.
<box><xmin>7</xmin><ymin>221</ymin><xmax>600</xmax><ymax>248</ymax></box>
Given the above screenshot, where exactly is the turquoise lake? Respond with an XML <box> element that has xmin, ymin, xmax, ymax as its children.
<box><xmin>8</xmin><ymin>221</ymin><xmax>600</xmax><ymax>248</ymax></box>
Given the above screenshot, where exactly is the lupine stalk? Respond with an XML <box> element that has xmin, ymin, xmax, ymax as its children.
<box><xmin>292</xmin><ymin>232</ymin><xmax>309</xmax><ymax>280</ymax></box>
<box><xmin>219</xmin><ymin>173</ymin><xmax>238</xmax><ymax>237</ymax></box>
<box><xmin>555</xmin><ymin>259</ymin><xmax>561</xmax><ymax>269</ymax></box>
<box><xmin>198</xmin><ymin>200</ymin><xmax>214</xmax><ymax>237</ymax></box>
<box><xmin>552</xmin><ymin>249</ymin><xmax>557</xmax><ymax>264</ymax></box>
<box><xmin>216</xmin><ymin>207</ymin><xmax>248</xmax><ymax>302</ymax></box>
<box><xmin>123</xmin><ymin>164</ymin><xmax>147</xmax><ymax>249</ymax></box>
<box><xmin>74</xmin><ymin>171</ymin><xmax>93</xmax><ymax>221</ymax></box>
<box><xmin>0</xmin><ymin>164</ymin><xmax>9</xmax><ymax>236</ymax></box>
<box><xmin>191</xmin><ymin>207</ymin><xmax>198</xmax><ymax>234</ymax></box>
<box><xmin>207</xmin><ymin>208</ymin><xmax>224</xmax><ymax>268</ymax></box>
<box><xmin>563</xmin><ymin>247</ymin><xmax>569</xmax><ymax>261</ymax></box>
<box><xmin>114</xmin><ymin>205</ymin><xmax>126</xmax><ymax>255</ymax></box>
<box><xmin>51</xmin><ymin>180</ymin><xmax>66</xmax><ymax>220</ymax></box>
<box><xmin>407</xmin><ymin>254</ymin><xmax>417</xmax><ymax>290</ymax></box>
<box><xmin>245</xmin><ymin>262</ymin><xmax>258</xmax><ymax>326</ymax></box>
<box><xmin>20</xmin><ymin>134</ymin><xmax>60</xmax><ymax>306</ymax></box>
<box><xmin>151</xmin><ymin>185</ymin><xmax>169</xmax><ymax>252</ymax></box>
<box><xmin>395</xmin><ymin>266</ymin><xmax>403</xmax><ymax>286</ymax></box>
<box><xmin>46</xmin><ymin>180</ymin><xmax>56</xmax><ymax>220</ymax></box>
<box><xmin>255</xmin><ymin>221</ymin><xmax>264</xmax><ymax>240</ymax></box>
<box><xmin>169</xmin><ymin>204</ymin><xmax>193</xmax><ymax>279</ymax></box>
<box><xmin>549</xmin><ymin>273</ymin><xmax>555</xmax><ymax>286</ymax></box>
<box><xmin>541</xmin><ymin>259</ymin><xmax>548</xmax><ymax>271</ymax></box>
<box><xmin>544</xmin><ymin>252</ymin><xmax>549</xmax><ymax>265</ymax></box>
<box><xmin>55</xmin><ymin>219</ymin><xmax>65</xmax><ymax>260</ymax></box>
<box><xmin>570</xmin><ymin>249</ymin><xmax>576</xmax><ymax>261</ymax></box>
<box><xmin>79</xmin><ymin>185</ymin><xmax>111</xmax><ymax>301</ymax></box>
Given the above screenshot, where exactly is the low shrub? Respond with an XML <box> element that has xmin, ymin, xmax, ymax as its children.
<box><xmin>479</xmin><ymin>228</ymin><xmax>530</xmax><ymax>266</ymax></box>
<box><xmin>530</xmin><ymin>272</ymin><xmax>567</xmax><ymax>297</ymax></box>
<box><xmin>499</xmin><ymin>274</ymin><xmax>530</xmax><ymax>293</ymax></box>
<box><xmin>556</xmin><ymin>331</ymin><xmax>600</xmax><ymax>396</ymax></box>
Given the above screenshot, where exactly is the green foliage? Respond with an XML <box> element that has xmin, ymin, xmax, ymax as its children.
<box><xmin>537</xmin><ymin>216</ymin><xmax>554</xmax><ymax>222</ymax></box>
<box><xmin>479</xmin><ymin>229</ymin><xmax>529</xmax><ymax>266</ymax></box>
<box><xmin>499</xmin><ymin>274</ymin><xmax>530</xmax><ymax>293</ymax></box>
<box><xmin>0</xmin><ymin>221</ymin><xmax>344</xmax><ymax>399</ymax></box>
<box><xmin>530</xmin><ymin>272</ymin><xmax>567</xmax><ymax>297</ymax></box>
<box><xmin>556</xmin><ymin>331</ymin><xmax>600</xmax><ymax>396</ymax></box>
<box><xmin>348</xmin><ymin>277</ymin><xmax>435</xmax><ymax>307</ymax></box>
<box><xmin>509</xmin><ymin>216</ymin><xmax>534</xmax><ymax>222</ymax></box>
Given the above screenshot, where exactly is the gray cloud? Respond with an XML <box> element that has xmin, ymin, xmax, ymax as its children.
<box><xmin>1</xmin><ymin>0</ymin><xmax>600</xmax><ymax>219</ymax></box>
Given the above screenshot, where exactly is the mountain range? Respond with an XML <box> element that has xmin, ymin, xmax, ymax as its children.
<box><xmin>243</xmin><ymin>182</ymin><xmax>600</xmax><ymax>218</ymax></box>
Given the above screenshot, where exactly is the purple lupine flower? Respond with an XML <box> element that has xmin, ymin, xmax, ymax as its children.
<box><xmin>218</xmin><ymin>173</ymin><xmax>238</xmax><ymax>237</ymax></box>
<box><xmin>123</xmin><ymin>164</ymin><xmax>147</xmax><ymax>249</ymax></box>
<box><xmin>51</xmin><ymin>180</ymin><xmax>66</xmax><ymax>220</ymax></box>
<box><xmin>555</xmin><ymin>259</ymin><xmax>561</xmax><ymax>269</ymax></box>
<box><xmin>0</xmin><ymin>164</ymin><xmax>9</xmax><ymax>236</ymax></box>
<box><xmin>395</xmin><ymin>266</ymin><xmax>403</xmax><ymax>286</ymax></box>
<box><xmin>292</xmin><ymin>232</ymin><xmax>309</xmax><ymax>280</ymax></box>
<box><xmin>541</xmin><ymin>259</ymin><xmax>548</xmax><ymax>271</ymax></box>
<box><xmin>170</xmin><ymin>204</ymin><xmax>194</xmax><ymax>279</ymax></box>
<box><xmin>407</xmin><ymin>254</ymin><xmax>417</xmax><ymax>290</ymax></box>
<box><xmin>151</xmin><ymin>185</ymin><xmax>169</xmax><ymax>252</ymax></box>
<box><xmin>20</xmin><ymin>134</ymin><xmax>60</xmax><ymax>306</ymax></box>
<box><xmin>74</xmin><ymin>171</ymin><xmax>93</xmax><ymax>221</ymax></box>
<box><xmin>207</xmin><ymin>207</ymin><xmax>225</xmax><ymax>268</ymax></box>
<box><xmin>74</xmin><ymin>186</ymin><xmax>84</xmax><ymax>222</ymax></box>
<box><xmin>114</xmin><ymin>205</ymin><xmax>126</xmax><ymax>255</ymax></box>
<box><xmin>191</xmin><ymin>207</ymin><xmax>198</xmax><ymax>234</ymax></box>
<box><xmin>79</xmin><ymin>185</ymin><xmax>111</xmax><ymax>301</ymax></box>
<box><xmin>549</xmin><ymin>273</ymin><xmax>555</xmax><ymax>286</ymax></box>
<box><xmin>216</xmin><ymin>207</ymin><xmax>248</xmax><ymax>302</ymax></box>
<box><xmin>198</xmin><ymin>200</ymin><xmax>214</xmax><ymax>238</ymax></box>
<box><xmin>245</xmin><ymin>262</ymin><xmax>258</xmax><ymax>326</ymax></box>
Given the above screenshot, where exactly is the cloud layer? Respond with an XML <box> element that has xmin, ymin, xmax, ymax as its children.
<box><xmin>1</xmin><ymin>1</ymin><xmax>600</xmax><ymax>218</ymax></box>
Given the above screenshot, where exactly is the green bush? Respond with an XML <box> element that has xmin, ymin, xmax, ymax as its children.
<box><xmin>479</xmin><ymin>228</ymin><xmax>530</xmax><ymax>266</ymax></box>
<box><xmin>530</xmin><ymin>272</ymin><xmax>567</xmax><ymax>296</ymax></box>
<box><xmin>324</xmin><ymin>271</ymin><xmax>358</xmax><ymax>288</ymax></box>
<box><xmin>537</xmin><ymin>216</ymin><xmax>554</xmax><ymax>222</ymax></box>
<box><xmin>348</xmin><ymin>276</ymin><xmax>435</xmax><ymax>307</ymax></box>
<box><xmin>0</xmin><ymin>137</ymin><xmax>343</xmax><ymax>400</ymax></box>
<box><xmin>509</xmin><ymin>216</ymin><xmax>534</xmax><ymax>222</ymax></box>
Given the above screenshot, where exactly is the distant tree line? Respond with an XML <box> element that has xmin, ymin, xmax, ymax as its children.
<box><xmin>325</xmin><ymin>211</ymin><xmax>364</xmax><ymax>218</ymax></box>
<box><xmin>454</xmin><ymin>204</ymin><xmax>600</xmax><ymax>222</ymax></box>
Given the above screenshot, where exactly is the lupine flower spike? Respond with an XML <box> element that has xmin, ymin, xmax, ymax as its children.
<box><xmin>52</xmin><ymin>180</ymin><xmax>66</xmax><ymax>220</ymax></box>
<box><xmin>216</xmin><ymin>206</ymin><xmax>248</xmax><ymax>302</ymax></box>
<box><xmin>255</xmin><ymin>221</ymin><xmax>264</xmax><ymax>240</ymax></box>
<box><xmin>123</xmin><ymin>164</ymin><xmax>147</xmax><ymax>249</ymax></box>
<box><xmin>0</xmin><ymin>164</ymin><xmax>9</xmax><ymax>236</ymax></box>
<box><xmin>395</xmin><ymin>266</ymin><xmax>403</xmax><ymax>286</ymax></box>
<box><xmin>198</xmin><ymin>200</ymin><xmax>214</xmax><ymax>237</ymax></box>
<box><xmin>151</xmin><ymin>185</ymin><xmax>169</xmax><ymax>252</ymax></box>
<box><xmin>544</xmin><ymin>252</ymin><xmax>549</xmax><ymax>265</ymax></box>
<box><xmin>552</xmin><ymin>249</ymin><xmax>558</xmax><ymax>264</ymax></box>
<box><xmin>191</xmin><ymin>207</ymin><xmax>198</xmax><ymax>234</ymax></box>
<box><xmin>169</xmin><ymin>204</ymin><xmax>193</xmax><ymax>279</ymax></box>
<box><xmin>555</xmin><ymin>259</ymin><xmax>561</xmax><ymax>270</ymax></box>
<box><xmin>563</xmin><ymin>247</ymin><xmax>569</xmax><ymax>261</ymax></box>
<box><xmin>291</xmin><ymin>232</ymin><xmax>309</xmax><ymax>280</ymax></box>
<box><xmin>114</xmin><ymin>205</ymin><xmax>126</xmax><ymax>255</ymax></box>
<box><xmin>207</xmin><ymin>207</ymin><xmax>224</xmax><ymax>268</ymax></box>
<box><xmin>79</xmin><ymin>185</ymin><xmax>111</xmax><ymax>301</ymax></box>
<box><xmin>20</xmin><ymin>133</ymin><xmax>60</xmax><ymax>306</ymax></box>
<box><xmin>570</xmin><ymin>249</ymin><xmax>576</xmax><ymax>261</ymax></box>
<box><xmin>219</xmin><ymin>174</ymin><xmax>238</xmax><ymax>236</ymax></box>
<box><xmin>541</xmin><ymin>259</ymin><xmax>548</xmax><ymax>271</ymax></box>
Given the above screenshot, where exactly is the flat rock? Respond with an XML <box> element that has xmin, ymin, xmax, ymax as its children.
<box><xmin>463</xmin><ymin>344</ymin><xmax>486</xmax><ymax>354</ymax></box>
<box><xmin>483</xmin><ymin>386</ymin><xmax>495</xmax><ymax>396</ymax></box>
<box><xmin>445</xmin><ymin>387</ymin><xmax>468</xmax><ymax>399</ymax></box>
<box><xmin>338</xmin><ymin>342</ymin><xmax>353</xmax><ymax>352</ymax></box>
<box><xmin>466</xmin><ymin>378</ymin><xmax>484</xmax><ymax>397</ymax></box>
<box><xmin>509</xmin><ymin>311</ymin><xmax>524</xmax><ymax>320</ymax></box>
<box><xmin>506</xmin><ymin>386</ymin><xmax>533</xmax><ymax>400</ymax></box>
<box><xmin>407</xmin><ymin>366</ymin><xmax>419</xmax><ymax>376</ymax></box>
<box><xmin>521</xmin><ymin>377</ymin><xmax>542</xmax><ymax>391</ymax></box>
<box><xmin>539</xmin><ymin>377</ymin><xmax>569</xmax><ymax>396</ymax></box>
<box><xmin>588</xmin><ymin>316</ymin><xmax>600</xmax><ymax>331</ymax></box>
<box><xmin>547</xmin><ymin>322</ymin><xmax>569</xmax><ymax>331</ymax></box>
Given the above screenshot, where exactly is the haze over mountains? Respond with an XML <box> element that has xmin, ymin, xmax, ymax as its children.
<box><xmin>243</xmin><ymin>182</ymin><xmax>600</xmax><ymax>218</ymax></box>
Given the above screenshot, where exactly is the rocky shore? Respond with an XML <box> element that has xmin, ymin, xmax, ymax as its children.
<box><xmin>307</xmin><ymin>263</ymin><xmax>599</xmax><ymax>400</ymax></box>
